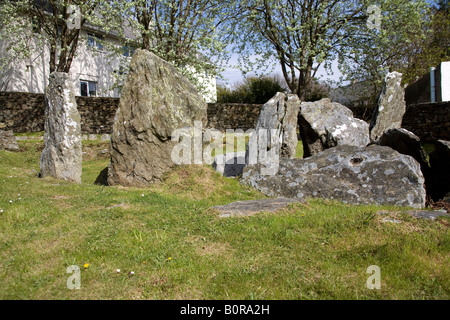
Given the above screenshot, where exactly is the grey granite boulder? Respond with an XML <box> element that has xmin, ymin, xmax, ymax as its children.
<box><xmin>429</xmin><ymin>140</ymin><xmax>450</xmax><ymax>201</ymax></box>
<box><xmin>107</xmin><ymin>49</ymin><xmax>207</xmax><ymax>187</ymax></box>
<box><xmin>213</xmin><ymin>151</ymin><xmax>246</xmax><ymax>177</ymax></box>
<box><xmin>241</xmin><ymin>145</ymin><xmax>426</xmax><ymax>208</ymax></box>
<box><xmin>370</xmin><ymin>72</ymin><xmax>406</xmax><ymax>141</ymax></box>
<box><xmin>0</xmin><ymin>130</ymin><xmax>19</xmax><ymax>151</ymax></box>
<box><xmin>298</xmin><ymin>98</ymin><xmax>370</xmax><ymax>158</ymax></box>
<box><xmin>246</xmin><ymin>92</ymin><xmax>300</xmax><ymax>164</ymax></box>
<box><xmin>379</xmin><ymin>128</ymin><xmax>432</xmax><ymax>193</ymax></box>
<box><xmin>39</xmin><ymin>72</ymin><xmax>82</xmax><ymax>183</ymax></box>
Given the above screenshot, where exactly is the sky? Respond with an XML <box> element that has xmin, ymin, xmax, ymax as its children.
<box><xmin>218</xmin><ymin>53</ymin><xmax>343</xmax><ymax>88</ymax></box>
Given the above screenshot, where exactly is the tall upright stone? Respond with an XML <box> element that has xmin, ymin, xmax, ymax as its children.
<box><xmin>107</xmin><ymin>49</ymin><xmax>207</xmax><ymax>187</ymax></box>
<box><xmin>40</xmin><ymin>72</ymin><xmax>82</xmax><ymax>183</ymax></box>
<box><xmin>370</xmin><ymin>72</ymin><xmax>406</xmax><ymax>142</ymax></box>
<box><xmin>298</xmin><ymin>98</ymin><xmax>370</xmax><ymax>158</ymax></box>
<box><xmin>245</xmin><ymin>92</ymin><xmax>300</xmax><ymax>163</ymax></box>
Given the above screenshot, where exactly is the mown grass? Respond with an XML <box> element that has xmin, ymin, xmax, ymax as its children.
<box><xmin>0</xmin><ymin>135</ymin><xmax>448</xmax><ymax>300</ymax></box>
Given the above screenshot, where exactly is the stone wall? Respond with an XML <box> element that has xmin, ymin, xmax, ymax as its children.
<box><xmin>76</xmin><ymin>96</ymin><xmax>119</xmax><ymax>134</ymax></box>
<box><xmin>1</xmin><ymin>92</ymin><xmax>449</xmax><ymax>142</ymax></box>
<box><xmin>402</xmin><ymin>101</ymin><xmax>450</xmax><ymax>143</ymax></box>
<box><xmin>0</xmin><ymin>92</ymin><xmax>120</xmax><ymax>134</ymax></box>
<box><xmin>0</xmin><ymin>92</ymin><xmax>45</xmax><ymax>132</ymax></box>
<box><xmin>207</xmin><ymin>103</ymin><xmax>262</xmax><ymax>131</ymax></box>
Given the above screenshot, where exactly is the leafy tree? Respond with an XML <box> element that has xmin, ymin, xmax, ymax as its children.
<box><xmin>0</xmin><ymin>0</ymin><xmax>100</xmax><ymax>74</ymax></box>
<box><xmin>337</xmin><ymin>0</ymin><xmax>431</xmax><ymax>99</ymax></box>
<box><xmin>400</xmin><ymin>1</ymin><xmax>450</xmax><ymax>84</ymax></box>
<box><xmin>231</xmin><ymin>0</ymin><xmax>369</xmax><ymax>100</ymax></box>
<box><xmin>217</xmin><ymin>75</ymin><xmax>286</xmax><ymax>103</ymax></box>
<box><xmin>107</xmin><ymin>0</ymin><xmax>236</xmax><ymax>92</ymax></box>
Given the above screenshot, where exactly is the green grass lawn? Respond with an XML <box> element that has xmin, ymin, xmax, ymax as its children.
<box><xmin>0</xmin><ymin>135</ymin><xmax>448</xmax><ymax>300</ymax></box>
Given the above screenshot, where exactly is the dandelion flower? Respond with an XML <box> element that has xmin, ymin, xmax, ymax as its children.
<box><xmin>84</xmin><ymin>263</ymin><xmax>90</xmax><ymax>268</ymax></box>
<box><xmin>168</xmin><ymin>257</ymin><xmax>172</xmax><ymax>261</ymax></box>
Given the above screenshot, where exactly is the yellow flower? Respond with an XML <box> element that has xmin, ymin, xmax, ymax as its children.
<box><xmin>84</xmin><ymin>263</ymin><xmax>90</xmax><ymax>268</ymax></box>
<box><xmin>168</xmin><ymin>257</ymin><xmax>172</xmax><ymax>261</ymax></box>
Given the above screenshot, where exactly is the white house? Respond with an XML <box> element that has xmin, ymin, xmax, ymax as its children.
<box><xmin>0</xmin><ymin>22</ymin><xmax>217</xmax><ymax>102</ymax></box>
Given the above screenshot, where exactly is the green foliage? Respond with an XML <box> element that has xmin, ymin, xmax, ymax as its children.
<box><xmin>400</xmin><ymin>3</ymin><xmax>450</xmax><ymax>84</ymax></box>
<box><xmin>217</xmin><ymin>75</ymin><xmax>286</xmax><ymax>104</ymax></box>
<box><xmin>230</xmin><ymin>0</ymin><xmax>369</xmax><ymax>100</ymax></box>
<box><xmin>102</xmin><ymin>0</ymin><xmax>235</xmax><ymax>95</ymax></box>
<box><xmin>338</xmin><ymin>0</ymin><xmax>432</xmax><ymax>88</ymax></box>
<box><xmin>305</xmin><ymin>80</ymin><xmax>330</xmax><ymax>102</ymax></box>
<box><xmin>0</xmin><ymin>0</ymin><xmax>101</xmax><ymax>74</ymax></box>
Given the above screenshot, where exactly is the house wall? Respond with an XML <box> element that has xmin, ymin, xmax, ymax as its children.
<box><xmin>0</xmin><ymin>28</ymin><xmax>217</xmax><ymax>103</ymax></box>
<box><xmin>441</xmin><ymin>61</ymin><xmax>450</xmax><ymax>102</ymax></box>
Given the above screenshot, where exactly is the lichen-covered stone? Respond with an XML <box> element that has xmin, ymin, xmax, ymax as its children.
<box><xmin>39</xmin><ymin>72</ymin><xmax>82</xmax><ymax>183</ymax></box>
<box><xmin>246</xmin><ymin>92</ymin><xmax>300</xmax><ymax>163</ymax></box>
<box><xmin>107</xmin><ymin>49</ymin><xmax>207</xmax><ymax>187</ymax></box>
<box><xmin>0</xmin><ymin>130</ymin><xmax>19</xmax><ymax>151</ymax></box>
<box><xmin>370</xmin><ymin>72</ymin><xmax>406</xmax><ymax>141</ymax></box>
<box><xmin>212</xmin><ymin>198</ymin><xmax>303</xmax><ymax>217</ymax></box>
<box><xmin>379</xmin><ymin>128</ymin><xmax>432</xmax><ymax>194</ymax></box>
<box><xmin>298</xmin><ymin>98</ymin><xmax>370</xmax><ymax>158</ymax></box>
<box><xmin>241</xmin><ymin>145</ymin><xmax>426</xmax><ymax>208</ymax></box>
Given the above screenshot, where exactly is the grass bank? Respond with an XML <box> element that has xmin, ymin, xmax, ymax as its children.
<box><xmin>0</xmin><ymin>136</ymin><xmax>448</xmax><ymax>299</ymax></box>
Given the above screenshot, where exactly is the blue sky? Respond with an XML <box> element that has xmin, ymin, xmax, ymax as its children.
<box><xmin>218</xmin><ymin>53</ymin><xmax>343</xmax><ymax>88</ymax></box>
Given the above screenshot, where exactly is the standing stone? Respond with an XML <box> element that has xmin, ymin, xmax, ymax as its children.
<box><xmin>298</xmin><ymin>98</ymin><xmax>370</xmax><ymax>158</ymax></box>
<box><xmin>379</xmin><ymin>128</ymin><xmax>432</xmax><ymax>190</ymax></box>
<box><xmin>429</xmin><ymin>140</ymin><xmax>450</xmax><ymax>201</ymax></box>
<box><xmin>241</xmin><ymin>145</ymin><xmax>426</xmax><ymax>209</ymax></box>
<box><xmin>370</xmin><ymin>72</ymin><xmax>406</xmax><ymax>141</ymax></box>
<box><xmin>107</xmin><ymin>49</ymin><xmax>207</xmax><ymax>187</ymax></box>
<box><xmin>0</xmin><ymin>130</ymin><xmax>20</xmax><ymax>151</ymax></box>
<box><xmin>40</xmin><ymin>72</ymin><xmax>82</xmax><ymax>183</ymax></box>
<box><xmin>246</xmin><ymin>93</ymin><xmax>300</xmax><ymax>164</ymax></box>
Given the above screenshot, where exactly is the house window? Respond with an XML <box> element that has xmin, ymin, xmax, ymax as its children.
<box><xmin>80</xmin><ymin>80</ymin><xmax>97</xmax><ymax>97</ymax></box>
<box><xmin>87</xmin><ymin>34</ymin><xmax>103</xmax><ymax>51</ymax></box>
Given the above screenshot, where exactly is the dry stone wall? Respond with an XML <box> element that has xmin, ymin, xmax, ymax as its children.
<box><xmin>0</xmin><ymin>92</ymin><xmax>448</xmax><ymax>142</ymax></box>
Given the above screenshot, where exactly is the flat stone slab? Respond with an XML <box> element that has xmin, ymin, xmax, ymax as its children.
<box><xmin>406</xmin><ymin>210</ymin><xmax>449</xmax><ymax>221</ymax></box>
<box><xmin>212</xmin><ymin>198</ymin><xmax>303</xmax><ymax>218</ymax></box>
<box><xmin>377</xmin><ymin>209</ymin><xmax>449</xmax><ymax>221</ymax></box>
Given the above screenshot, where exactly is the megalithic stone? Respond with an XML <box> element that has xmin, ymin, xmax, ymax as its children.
<box><xmin>107</xmin><ymin>49</ymin><xmax>207</xmax><ymax>187</ymax></box>
<box><xmin>370</xmin><ymin>71</ymin><xmax>406</xmax><ymax>142</ymax></box>
<box><xmin>40</xmin><ymin>72</ymin><xmax>82</xmax><ymax>183</ymax></box>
